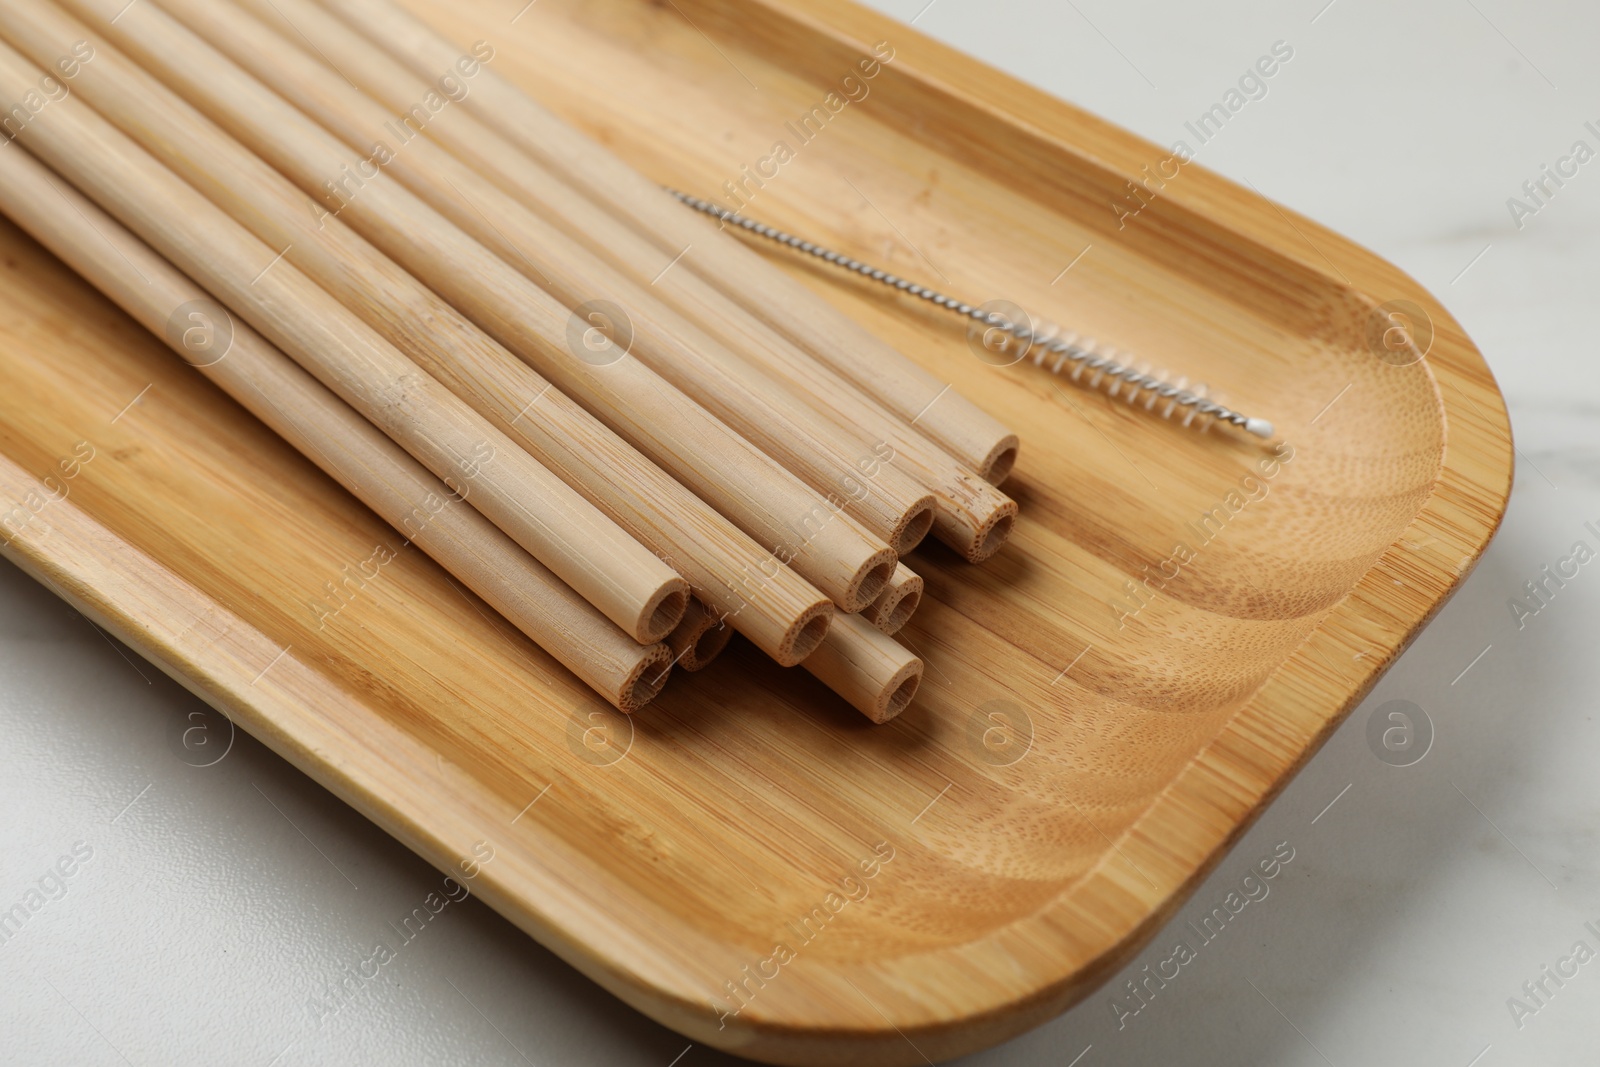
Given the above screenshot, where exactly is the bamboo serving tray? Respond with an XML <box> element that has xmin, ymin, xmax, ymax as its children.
<box><xmin>0</xmin><ymin>0</ymin><xmax>1512</xmax><ymax>1062</ymax></box>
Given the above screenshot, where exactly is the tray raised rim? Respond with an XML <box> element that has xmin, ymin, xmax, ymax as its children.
<box><xmin>0</xmin><ymin>0</ymin><xmax>1513</xmax><ymax>1063</ymax></box>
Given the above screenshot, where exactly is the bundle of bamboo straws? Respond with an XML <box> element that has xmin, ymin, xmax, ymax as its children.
<box><xmin>0</xmin><ymin>0</ymin><xmax>1022</xmax><ymax>722</ymax></box>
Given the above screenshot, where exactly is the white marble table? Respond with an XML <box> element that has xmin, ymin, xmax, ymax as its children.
<box><xmin>3</xmin><ymin>1</ymin><xmax>1596</xmax><ymax>1063</ymax></box>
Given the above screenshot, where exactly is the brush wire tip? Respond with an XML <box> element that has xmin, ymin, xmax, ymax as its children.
<box><xmin>1244</xmin><ymin>418</ymin><xmax>1274</xmax><ymax>439</ymax></box>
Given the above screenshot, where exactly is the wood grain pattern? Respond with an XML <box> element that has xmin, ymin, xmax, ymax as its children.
<box><xmin>0</xmin><ymin>0</ymin><xmax>1512</xmax><ymax>1062</ymax></box>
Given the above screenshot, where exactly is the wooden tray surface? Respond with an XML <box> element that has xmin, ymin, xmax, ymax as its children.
<box><xmin>0</xmin><ymin>0</ymin><xmax>1512</xmax><ymax>1062</ymax></box>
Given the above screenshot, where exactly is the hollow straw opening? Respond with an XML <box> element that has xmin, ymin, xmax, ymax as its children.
<box><xmin>690</xmin><ymin>620</ymin><xmax>733</xmax><ymax>669</ymax></box>
<box><xmin>640</xmin><ymin>586</ymin><xmax>690</xmax><ymax>644</ymax></box>
<box><xmin>879</xmin><ymin>664</ymin><xmax>923</xmax><ymax>723</ymax></box>
<box><xmin>847</xmin><ymin>555</ymin><xmax>898</xmax><ymax>612</ymax></box>
<box><xmin>620</xmin><ymin>644</ymin><xmax>676</xmax><ymax>713</ymax></box>
<box><xmin>882</xmin><ymin>585</ymin><xmax>923</xmax><ymax>636</ymax></box>
<box><xmin>894</xmin><ymin>502</ymin><xmax>936</xmax><ymax>556</ymax></box>
<box><xmin>981</xmin><ymin>436</ymin><xmax>1022</xmax><ymax>485</ymax></box>
<box><xmin>780</xmin><ymin>605</ymin><xmax>833</xmax><ymax>666</ymax></box>
<box><xmin>968</xmin><ymin>507</ymin><xmax>1018</xmax><ymax>564</ymax></box>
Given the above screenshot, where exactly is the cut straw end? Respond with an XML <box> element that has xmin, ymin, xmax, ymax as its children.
<box><xmin>803</xmin><ymin>612</ymin><xmax>923</xmax><ymax>724</ymax></box>
<box><xmin>861</xmin><ymin>563</ymin><xmax>924</xmax><ymax>636</ymax></box>
<box><xmin>891</xmin><ymin>495</ymin><xmax>937</xmax><ymax>556</ymax></box>
<box><xmin>687</xmin><ymin>619</ymin><xmax>733</xmax><ymax>670</ymax></box>
<box><xmin>933</xmin><ymin>494</ymin><xmax>1019</xmax><ymax>564</ymax></box>
<box><xmin>618</xmin><ymin>642</ymin><xmax>677</xmax><ymax>713</ymax></box>
<box><xmin>772</xmin><ymin>600</ymin><xmax>834</xmax><ymax>667</ymax></box>
<box><xmin>664</xmin><ymin>598</ymin><xmax>733</xmax><ymax>672</ymax></box>
<box><xmin>980</xmin><ymin>434</ymin><xmax>1021</xmax><ymax>485</ymax></box>
<box><xmin>839</xmin><ymin>548</ymin><xmax>898</xmax><ymax>614</ymax></box>
<box><xmin>633</xmin><ymin>580</ymin><xmax>691</xmax><ymax>644</ymax></box>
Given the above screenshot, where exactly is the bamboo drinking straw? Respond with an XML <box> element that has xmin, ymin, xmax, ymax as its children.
<box><xmin>224</xmin><ymin>0</ymin><xmax>1015</xmax><ymax>563</ymax></box>
<box><xmin>0</xmin><ymin>145</ymin><xmax>674</xmax><ymax>712</ymax></box>
<box><xmin>313</xmin><ymin>0</ymin><xmax>1020</xmax><ymax>485</ymax></box>
<box><xmin>0</xmin><ymin>39</ymin><xmax>692</xmax><ymax>647</ymax></box>
<box><xmin>663</xmin><ymin>599</ymin><xmax>733</xmax><ymax>674</ymax></box>
<box><xmin>803</xmin><ymin>613</ymin><xmax>923</xmax><ymax>724</ymax></box>
<box><xmin>155</xmin><ymin>0</ymin><xmax>939</xmax><ymax>560</ymax></box>
<box><xmin>860</xmin><ymin>564</ymin><xmax>923</xmax><ymax>636</ymax></box>
<box><xmin>671</xmin><ymin>594</ymin><xmax>918</xmax><ymax>722</ymax></box>
<box><xmin>0</xmin><ymin>1</ymin><xmax>835</xmax><ymax>667</ymax></box>
<box><xmin>53</xmin><ymin>0</ymin><xmax>897</xmax><ymax>616</ymax></box>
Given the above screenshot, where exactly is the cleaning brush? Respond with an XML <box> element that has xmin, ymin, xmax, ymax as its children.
<box><xmin>667</xmin><ymin>190</ymin><xmax>1275</xmax><ymax>441</ymax></box>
